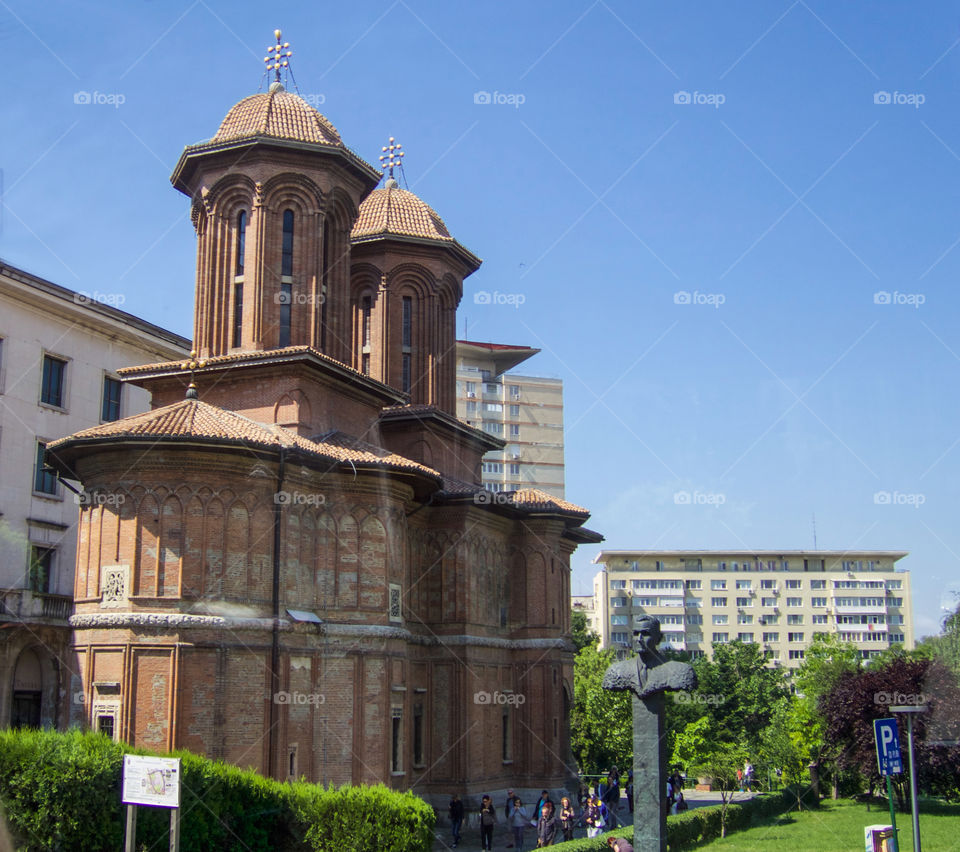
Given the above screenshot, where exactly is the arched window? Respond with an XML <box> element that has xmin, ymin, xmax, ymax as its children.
<box><xmin>361</xmin><ymin>294</ymin><xmax>372</xmax><ymax>375</ymax></box>
<box><xmin>279</xmin><ymin>210</ymin><xmax>294</xmax><ymax>346</ymax></box>
<box><xmin>233</xmin><ymin>211</ymin><xmax>246</xmax><ymax>348</ymax></box>
<box><xmin>401</xmin><ymin>295</ymin><xmax>412</xmax><ymax>393</ymax></box>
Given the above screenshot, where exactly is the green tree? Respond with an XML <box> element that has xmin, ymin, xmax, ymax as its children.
<box><xmin>759</xmin><ymin>697</ymin><xmax>816</xmax><ymax>808</ymax></box>
<box><xmin>571</xmin><ymin>642</ymin><xmax>632</xmax><ymax>775</ymax></box>
<box><xmin>571</xmin><ymin>609</ymin><xmax>598</xmax><ymax>653</ymax></box>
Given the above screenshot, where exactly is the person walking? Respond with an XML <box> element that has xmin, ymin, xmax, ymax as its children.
<box><xmin>508</xmin><ymin>796</ymin><xmax>530</xmax><ymax>851</ymax></box>
<box><xmin>603</xmin><ymin>769</ymin><xmax>620</xmax><ymax>830</ymax></box>
<box><xmin>534</xmin><ymin>789</ymin><xmax>551</xmax><ymax>820</ymax></box>
<box><xmin>448</xmin><ymin>793</ymin><xmax>464</xmax><ymax>848</ymax></box>
<box><xmin>478</xmin><ymin>794</ymin><xmax>497</xmax><ymax>851</ymax></box>
<box><xmin>584</xmin><ymin>794</ymin><xmax>606</xmax><ymax>838</ymax></box>
<box><xmin>559</xmin><ymin>796</ymin><xmax>576</xmax><ymax>842</ymax></box>
<box><xmin>606</xmin><ymin>837</ymin><xmax>634</xmax><ymax>852</ymax></box>
<box><xmin>537</xmin><ymin>800</ymin><xmax>560</xmax><ymax>847</ymax></box>
<box><xmin>625</xmin><ymin>770</ymin><xmax>634</xmax><ymax>816</ymax></box>
<box><xmin>504</xmin><ymin>789</ymin><xmax>516</xmax><ymax>848</ymax></box>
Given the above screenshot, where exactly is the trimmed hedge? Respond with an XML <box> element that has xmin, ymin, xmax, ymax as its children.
<box><xmin>0</xmin><ymin>729</ymin><xmax>433</xmax><ymax>852</ymax></box>
<box><xmin>545</xmin><ymin>790</ymin><xmax>811</xmax><ymax>851</ymax></box>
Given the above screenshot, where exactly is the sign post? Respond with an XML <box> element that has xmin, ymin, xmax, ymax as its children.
<box><xmin>889</xmin><ymin>705</ymin><xmax>928</xmax><ymax>852</ymax></box>
<box><xmin>874</xmin><ymin>718</ymin><xmax>901</xmax><ymax>852</ymax></box>
<box><xmin>122</xmin><ymin>755</ymin><xmax>182</xmax><ymax>852</ymax></box>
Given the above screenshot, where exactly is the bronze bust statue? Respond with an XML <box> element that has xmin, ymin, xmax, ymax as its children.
<box><xmin>602</xmin><ymin>615</ymin><xmax>697</xmax><ymax>699</ymax></box>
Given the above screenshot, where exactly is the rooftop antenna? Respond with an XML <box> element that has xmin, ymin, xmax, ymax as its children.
<box><xmin>379</xmin><ymin>137</ymin><xmax>406</xmax><ymax>188</ymax></box>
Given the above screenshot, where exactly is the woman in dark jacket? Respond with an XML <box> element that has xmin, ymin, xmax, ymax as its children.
<box><xmin>537</xmin><ymin>800</ymin><xmax>560</xmax><ymax>847</ymax></box>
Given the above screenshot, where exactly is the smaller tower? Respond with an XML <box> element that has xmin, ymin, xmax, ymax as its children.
<box><xmin>351</xmin><ymin>141</ymin><xmax>480</xmax><ymax>414</ymax></box>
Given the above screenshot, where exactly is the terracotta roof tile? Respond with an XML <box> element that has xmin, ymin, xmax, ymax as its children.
<box><xmin>120</xmin><ymin>345</ymin><xmax>355</xmax><ymax>377</ymax></box>
<box><xmin>48</xmin><ymin>398</ymin><xmax>439</xmax><ymax>478</ymax></box>
<box><xmin>507</xmin><ymin>488</ymin><xmax>589</xmax><ymax>515</ymax></box>
<box><xmin>213</xmin><ymin>88</ymin><xmax>342</xmax><ymax>146</ymax></box>
<box><xmin>353</xmin><ymin>185</ymin><xmax>453</xmax><ymax>241</ymax></box>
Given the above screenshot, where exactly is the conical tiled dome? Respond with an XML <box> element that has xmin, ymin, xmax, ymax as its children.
<box><xmin>213</xmin><ymin>85</ymin><xmax>341</xmax><ymax>146</ymax></box>
<box><xmin>352</xmin><ymin>182</ymin><xmax>453</xmax><ymax>242</ymax></box>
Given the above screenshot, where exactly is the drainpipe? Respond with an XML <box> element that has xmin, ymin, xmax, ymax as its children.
<box><xmin>268</xmin><ymin>447</ymin><xmax>286</xmax><ymax>779</ymax></box>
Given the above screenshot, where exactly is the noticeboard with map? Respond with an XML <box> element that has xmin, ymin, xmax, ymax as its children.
<box><xmin>122</xmin><ymin>755</ymin><xmax>181</xmax><ymax>808</ymax></box>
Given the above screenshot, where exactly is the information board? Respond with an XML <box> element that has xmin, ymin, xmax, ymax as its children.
<box><xmin>122</xmin><ymin>755</ymin><xmax>181</xmax><ymax>808</ymax></box>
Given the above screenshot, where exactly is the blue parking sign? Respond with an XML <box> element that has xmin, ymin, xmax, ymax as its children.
<box><xmin>874</xmin><ymin>718</ymin><xmax>903</xmax><ymax>776</ymax></box>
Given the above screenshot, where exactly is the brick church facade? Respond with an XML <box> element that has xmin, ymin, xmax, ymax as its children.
<box><xmin>47</xmin><ymin>72</ymin><xmax>600</xmax><ymax>797</ymax></box>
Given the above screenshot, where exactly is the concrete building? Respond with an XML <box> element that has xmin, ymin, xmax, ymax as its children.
<box><xmin>456</xmin><ymin>341</ymin><xmax>565</xmax><ymax>498</ymax></box>
<box><xmin>45</xmin><ymin>53</ymin><xmax>601</xmax><ymax>798</ymax></box>
<box><xmin>0</xmin><ymin>260</ymin><xmax>189</xmax><ymax>729</ymax></box>
<box><xmin>592</xmin><ymin>550</ymin><xmax>913</xmax><ymax>669</ymax></box>
<box><xmin>571</xmin><ymin>594</ymin><xmax>601</xmax><ymax>639</ymax></box>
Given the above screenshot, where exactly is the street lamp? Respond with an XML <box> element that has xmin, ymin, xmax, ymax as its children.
<box><xmin>889</xmin><ymin>704</ymin><xmax>927</xmax><ymax>852</ymax></box>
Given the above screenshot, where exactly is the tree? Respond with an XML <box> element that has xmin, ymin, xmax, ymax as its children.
<box><xmin>759</xmin><ymin>698</ymin><xmax>816</xmax><ymax>808</ymax></box>
<box><xmin>571</xmin><ymin>609</ymin><xmax>598</xmax><ymax>653</ymax></box>
<box><xmin>571</xmin><ymin>641</ymin><xmax>632</xmax><ymax>775</ymax></box>
<box><xmin>917</xmin><ymin>600</ymin><xmax>960</xmax><ymax>680</ymax></box>
<box><xmin>672</xmin><ymin>716</ymin><xmax>748</xmax><ymax>836</ymax></box>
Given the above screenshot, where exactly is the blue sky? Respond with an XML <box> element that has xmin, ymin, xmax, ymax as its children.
<box><xmin>2</xmin><ymin>1</ymin><xmax>959</xmax><ymax>638</ymax></box>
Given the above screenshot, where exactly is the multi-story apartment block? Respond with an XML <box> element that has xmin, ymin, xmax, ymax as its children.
<box><xmin>0</xmin><ymin>260</ymin><xmax>189</xmax><ymax>728</ymax></box>
<box><xmin>592</xmin><ymin>550</ymin><xmax>913</xmax><ymax>669</ymax></box>
<box><xmin>455</xmin><ymin>340</ymin><xmax>565</xmax><ymax>498</ymax></box>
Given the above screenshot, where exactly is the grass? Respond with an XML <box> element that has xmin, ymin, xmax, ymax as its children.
<box><xmin>694</xmin><ymin>798</ymin><xmax>960</xmax><ymax>851</ymax></box>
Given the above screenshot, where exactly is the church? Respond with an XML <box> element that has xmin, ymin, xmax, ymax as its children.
<box><xmin>46</xmin><ymin>34</ymin><xmax>600</xmax><ymax>798</ymax></box>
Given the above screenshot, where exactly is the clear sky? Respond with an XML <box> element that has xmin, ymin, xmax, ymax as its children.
<box><xmin>2</xmin><ymin>1</ymin><xmax>959</xmax><ymax>638</ymax></box>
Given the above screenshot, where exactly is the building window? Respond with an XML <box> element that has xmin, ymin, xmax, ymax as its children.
<box><xmin>391</xmin><ymin>708</ymin><xmax>403</xmax><ymax>773</ymax></box>
<box><xmin>789</xmin><ymin>649</ymin><xmax>805</xmax><ymax>660</ymax></box>
<box><xmin>101</xmin><ymin>377</ymin><xmax>122</xmax><ymax>422</ymax></box>
<box><xmin>509</xmin><ymin>424</ymin><xmax>520</xmax><ymax>438</ymax></box>
<box><xmin>97</xmin><ymin>714</ymin><xmax>115</xmax><ymax>739</ymax></box>
<box><xmin>233</xmin><ymin>282</ymin><xmax>244</xmax><ymax>348</ymax></box>
<box><xmin>41</xmin><ymin>355</ymin><xmax>66</xmax><ymax>408</ymax></box>
<box><xmin>28</xmin><ymin>546</ymin><xmax>54</xmax><ymax>592</ymax></box>
<box><xmin>712</xmin><ymin>614</ymin><xmax>728</xmax><ymax>625</ymax></box>
<box><xmin>811</xmin><ymin>597</ymin><xmax>827</xmax><ymax>607</ymax></box>
<box><xmin>812</xmin><ymin>614</ymin><xmax>828</xmax><ymax>625</ymax></box>
<box><xmin>786</xmin><ymin>597</ymin><xmax>803</xmax><ymax>607</ymax></box>
<box><xmin>712</xmin><ymin>632</ymin><xmax>728</xmax><ymax>643</ymax></box>
<box><xmin>278</xmin><ymin>283</ymin><xmax>292</xmax><ymax>347</ymax></box>
<box><xmin>402</xmin><ymin>296</ymin><xmax>412</xmax><ymax>348</ymax></box>
<box><xmin>763</xmin><ymin>632</ymin><xmax>779</xmax><ymax>642</ymax></box>
<box><xmin>738</xmin><ymin>632</ymin><xmax>754</xmax><ymax>642</ymax></box>
<box><xmin>685</xmin><ymin>579</ymin><xmax>702</xmax><ymax>590</ymax></box>
<box><xmin>787</xmin><ymin>614</ymin><xmax>804</xmax><ymax>625</ymax></box>
<box><xmin>34</xmin><ymin>442</ymin><xmax>57</xmax><ymax>495</ymax></box>
<box><xmin>711</xmin><ymin>580</ymin><xmax>726</xmax><ymax>590</ymax></box>
<box><xmin>736</xmin><ymin>597</ymin><xmax>752</xmax><ymax>608</ymax></box>
<box><xmin>711</xmin><ymin>597</ymin><xmax>727</xmax><ymax>607</ymax></box>
<box><xmin>361</xmin><ymin>294</ymin><xmax>372</xmax><ymax>346</ymax></box>
<box><xmin>281</xmin><ymin>209</ymin><xmax>294</xmax><ymax>277</ymax></box>
<box><xmin>738</xmin><ymin>613</ymin><xmax>753</xmax><ymax>624</ymax></box>
<box><xmin>509</xmin><ymin>463</ymin><xmax>520</xmax><ymax>476</ymax></box>
<box><xmin>509</xmin><ymin>384</ymin><xmax>520</xmax><ymax>398</ymax></box>
<box><xmin>413</xmin><ymin>704</ymin><xmax>424</xmax><ymax>766</ymax></box>
<box><xmin>786</xmin><ymin>579</ymin><xmax>802</xmax><ymax>589</ymax></box>
<box><xmin>236</xmin><ymin>210</ymin><xmax>247</xmax><ymax>275</ymax></box>
<box><xmin>788</xmin><ymin>632</ymin><xmax>804</xmax><ymax>642</ymax></box>
<box><xmin>509</xmin><ymin>404</ymin><xmax>520</xmax><ymax>418</ymax></box>
<box><xmin>288</xmin><ymin>745</ymin><xmax>298</xmax><ymax>779</ymax></box>
<box><xmin>502</xmin><ymin>710</ymin><xmax>512</xmax><ymax>761</ymax></box>
<box><xmin>810</xmin><ymin>579</ymin><xmax>826</xmax><ymax>590</ymax></box>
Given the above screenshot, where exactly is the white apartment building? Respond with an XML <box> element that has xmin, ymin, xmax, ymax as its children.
<box><xmin>0</xmin><ymin>260</ymin><xmax>189</xmax><ymax>728</ymax></box>
<box><xmin>455</xmin><ymin>340</ymin><xmax>565</xmax><ymax>498</ymax></box>
<box><xmin>592</xmin><ymin>550</ymin><xmax>913</xmax><ymax>669</ymax></box>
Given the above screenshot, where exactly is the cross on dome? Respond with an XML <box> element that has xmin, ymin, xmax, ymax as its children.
<box><xmin>264</xmin><ymin>29</ymin><xmax>292</xmax><ymax>84</ymax></box>
<box><xmin>379</xmin><ymin>137</ymin><xmax>405</xmax><ymax>187</ymax></box>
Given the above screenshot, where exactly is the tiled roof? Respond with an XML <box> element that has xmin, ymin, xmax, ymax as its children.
<box><xmin>352</xmin><ymin>185</ymin><xmax>453</xmax><ymax>242</ymax></box>
<box><xmin>213</xmin><ymin>87</ymin><xmax>342</xmax><ymax>146</ymax></box>
<box><xmin>457</xmin><ymin>340</ymin><xmax>538</xmax><ymax>352</ymax></box>
<box><xmin>507</xmin><ymin>488</ymin><xmax>589</xmax><ymax>515</ymax></box>
<box><xmin>47</xmin><ymin>398</ymin><xmax>439</xmax><ymax>478</ymax></box>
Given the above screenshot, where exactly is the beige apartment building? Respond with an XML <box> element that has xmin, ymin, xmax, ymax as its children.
<box><xmin>456</xmin><ymin>340</ymin><xmax>565</xmax><ymax>498</ymax></box>
<box><xmin>0</xmin><ymin>260</ymin><xmax>189</xmax><ymax>729</ymax></box>
<box><xmin>592</xmin><ymin>550</ymin><xmax>913</xmax><ymax>669</ymax></box>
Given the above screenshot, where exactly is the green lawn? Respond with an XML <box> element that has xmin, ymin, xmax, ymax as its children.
<box><xmin>695</xmin><ymin>799</ymin><xmax>960</xmax><ymax>851</ymax></box>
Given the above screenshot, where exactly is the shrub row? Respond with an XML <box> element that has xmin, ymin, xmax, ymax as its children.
<box><xmin>546</xmin><ymin>790</ymin><xmax>814</xmax><ymax>851</ymax></box>
<box><xmin>0</xmin><ymin>729</ymin><xmax>434</xmax><ymax>852</ymax></box>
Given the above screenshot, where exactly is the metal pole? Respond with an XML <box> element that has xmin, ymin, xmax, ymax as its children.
<box><xmin>885</xmin><ymin>775</ymin><xmax>899</xmax><ymax>852</ymax></box>
<box><xmin>124</xmin><ymin>804</ymin><xmax>137</xmax><ymax>852</ymax></box>
<box><xmin>169</xmin><ymin>807</ymin><xmax>180</xmax><ymax>852</ymax></box>
<box><xmin>906</xmin><ymin>714</ymin><xmax>921</xmax><ymax>852</ymax></box>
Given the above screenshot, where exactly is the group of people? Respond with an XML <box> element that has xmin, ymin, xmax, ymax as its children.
<box><xmin>447</xmin><ymin>769</ymin><xmax>638</xmax><ymax>850</ymax></box>
<box><xmin>737</xmin><ymin>761</ymin><xmax>755</xmax><ymax>792</ymax></box>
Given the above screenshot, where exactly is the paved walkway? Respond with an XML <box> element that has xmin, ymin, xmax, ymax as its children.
<box><xmin>430</xmin><ymin>790</ymin><xmax>757</xmax><ymax>851</ymax></box>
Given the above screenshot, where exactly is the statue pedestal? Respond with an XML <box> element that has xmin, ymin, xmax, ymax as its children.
<box><xmin>633</xmin><ymin>692</ymin><xmax>667</xmax><ymax>852</ymax></box>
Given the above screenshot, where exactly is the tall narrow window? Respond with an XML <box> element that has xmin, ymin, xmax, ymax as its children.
<box><xmin>233</xmin><ymin>282</ymin><xmax>243</xmax><ymax>348</ymax></box>
<box><xmin>34</xmin><ymin>442</ymin><xmax>57</xmax><ymax>495</ymax></box>
<box><xmin>413</xmin><ymin>704</ymin><xmax>424</xmax><ymax>766</ymax></box>
<box><xmin>391</xmin><ymin>708</ymin><xmax>403</xmax><ymax>772</ymax></box>
<box><xmin>321</xmin><ymin>219</ymin><xmax>330</xmax><ymax>352</ymax></box>
<box><xmin>29</xmin><ymin>546</ymin><xmax>54</xmax><ymax>592</ymax></box>
<box><xmin>281</xmin><ymin>210</ymin><xmax>294</xmax><ymax>277</ymax></box>
<box><xmin>401</xmin><ymin>296</ymin><xmax>412</xmax><ymax>393</ymax></box>
<box><xmin>101</xmin><ymin>376</ymin><xmax>122</xmax><ymax>422</ymax></box>
<box><xmin>40</xmin><ymin>355</ymin><xmax>66</xmax><ymax>407</ymax></box>
<box><xmin>235</xmin><ymin>211</ymin><xmax>246</xmax><ymax>275</ymax></box>
<box><xmin>361</xmin><ymin>295</ymin><xmax>371</xmax><ymax>375</ymax></box>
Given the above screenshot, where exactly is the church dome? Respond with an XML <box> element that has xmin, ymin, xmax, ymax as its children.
<box><xmin>213</xmin><ymin>84</ymin><xmax>342</xmax><ymax>146</ymax></box>
<box><xmin>352</xmin><ymin>181</ymin><xmax>453</xmax><ymax>242</ymax></box>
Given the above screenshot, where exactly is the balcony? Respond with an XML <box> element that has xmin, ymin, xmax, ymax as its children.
<box><xmin>0</xmin><ymin>589</ymin><xmax>73</xmax><ymax>622</ymax></box>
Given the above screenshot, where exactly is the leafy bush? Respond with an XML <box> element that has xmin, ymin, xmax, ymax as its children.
<box><xmin>0</xmin><ymin>729</ymin><xmax>433</xmax><ymax>852</ymax></box>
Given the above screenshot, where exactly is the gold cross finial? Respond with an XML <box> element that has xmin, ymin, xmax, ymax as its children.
<box><xmin>183</xmin><ymin>349</ymin><xmax>207</xmax><ymax>400</ymax></box>
<box><xmin>379</xmin><ymin>137</ymin><xmax>405</xmax><ymax>181</ymax></box>
<box><xmin>264</xmin><ymin>29</ymin><xmax>292</xmax><ymax>84</ymax></box>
